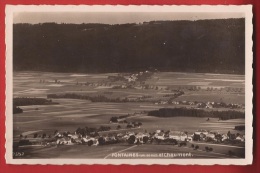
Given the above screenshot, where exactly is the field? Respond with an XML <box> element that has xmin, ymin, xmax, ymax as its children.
<box><xmin>17</xmin><ymin>142</ymin><xmax>244</xmax><ymax>159</ymax></box>
<box><xmin>14</xmin><ymin>71</ymin><xmax>245</xmax><ymax>103</ymax></box>
<box><xmin>13</xmin><ymin>71</ymin><xmax>245</xmax><ymax>159</ymax></box>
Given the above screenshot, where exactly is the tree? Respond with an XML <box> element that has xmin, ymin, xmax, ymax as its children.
<box><xmin>143</xmin><ymin>136</ymin><xmax>149</xmax><ymax>144</ymax></box>
<box><xmin>127</xmin><ymin>135</ymin><xmax>136</xmax><ymax>144</ymax></box>
<box><xmin>193</xmin><ymin>134</ymin><xmax>200</xmax><ymax>141</ymax></box>
<box><xmin>137</xmin><ymin>122</ymin><xmax>142</xmax><ymax>127</ymax></box>
<box><xmin>110</xmin><ymin>117</ymin><xmax>118</xmax><ymax>123</ymax></box>
<box><xmin>33</xmin><ymin>133</ymin><xmax>38</xmax><ymax>138</ymax></box>
<box><xmin>42</xmin><ymin>133</ymin><xmax>46</xmax><ymax>139</ymax></box>
<box><xmin>91</xmin><ymin>132</ymin><xmax>99</xmax><ymax>137</ymax></box>
<box><xmin>169</xmin><ymin>138</ymin><xmax>178</xmax><ymax>145</ymax></box>
<box><xmin>54</xmin><ymin>130</ymin><xmax>58</xmax><ymax>135</ymax></box>
<box><xmin>215</xmin><ymin>134</ymin><xmax>222</xmax><ymax>142</ymax></box>
<box><xmin>98</xmin><ymin>137</ymin><xmax>106</xmax><ymax>145</ymax></box>
<box><xmin>13</xmin><ymin>106</ymin><xmax>23</xmax><ymax>114</ymax></box>
<box><xmin>116</xmin><ymin>125</ymin><xmax>121</xmax><ymax>130</ymax></box>
<box><xmin>18</xmin><ymin>139</ymin><xmax>31</xmax><ymax>146</ymax></box>
<box><xmin>87</xmin><ymin>140</ymin><xmax>94</xmax><ymax>146</ymax></box>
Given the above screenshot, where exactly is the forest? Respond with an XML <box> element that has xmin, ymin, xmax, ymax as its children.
<box><xmin>148</xmin><ymin>108</ymin><xmax>245</xmax><ymax>120</ymax></box>
<box><xmin>14</xmin><ymin>97</ymin><xmax>58</xmax><ymax>106</ymax></box>
<box><xmin>13</xmin><ymin>19</ymin><xmax>245</xmax><ymax>74</ymax></box>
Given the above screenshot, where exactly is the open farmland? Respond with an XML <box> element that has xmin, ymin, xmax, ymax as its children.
<box><xmin>16</xmin><ymin>142</ymin><xmax>244</xmax><ymax>159</ymax></box>
<box><xmin>14</xmin><ymin>98</ymin><xmax>245</xmax><ymax>137</ymax></box>
<box><xmin>13</xmin><ymin>71</ymin><xmax>245</xmax><ymax>159</ymax></box>
<box><xmin>14</xmin><ymin>71</ymin><xmax>245</xmax><ymax>103</ymax></box>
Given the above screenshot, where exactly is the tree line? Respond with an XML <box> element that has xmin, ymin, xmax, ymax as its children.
<box><xmin>148</xmin><ymin>108</ymin><xmax>244</xmax><ymax>120</ymax></box>
<box><xmin>47</xmin><ymin>93</ymin><xmax>152</xmax><ymax>103</ymax></box>
<box><xmin>13</xmin><ymin>97</ymin><xmax>59</xmax><ymax>114</ymax></box>
<box><xmin>14</xmin><ymin>97</ymin><xmax>58</xmax><ymax>106</ymax></box>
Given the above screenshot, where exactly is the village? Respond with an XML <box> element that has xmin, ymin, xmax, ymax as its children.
<box><xmin>42</xmin><ymin>69</ymin><xmax>245</xmax><ymax>111</ymax></box>
<box><xmin>13</xmin><ymin>71</ymin><xmax>246</xmax><ymax>159</ymax></box>
<box><xmin>16</xmin><ymin>116</ymin><xmax>245</xmax><ymax>158</ymax></box>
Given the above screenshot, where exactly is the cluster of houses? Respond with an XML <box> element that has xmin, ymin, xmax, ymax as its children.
<box><xmin>18</xmin><ymin>127</ymin><xmax>245</xmax><ymax>148</ymax></box>
<box><xmin>192</xmin><ymin>129</ymin><xmax>245</xmax><ymax>142</ymax></box>
<box><xmin>155</xmin><ymin>100</ymin><xmax>244</xmax><ymax>110</ymax></box>
<box><xmin>124</xmin><ymin>70</ymin><xmax>153</xmax><ymax>83</ymax></box>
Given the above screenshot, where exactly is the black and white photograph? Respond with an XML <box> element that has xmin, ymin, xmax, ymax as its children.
<box><xmin>5</xmin><ymin>5</ymin><xmax>253</xmax><ymax>165</ymax></box>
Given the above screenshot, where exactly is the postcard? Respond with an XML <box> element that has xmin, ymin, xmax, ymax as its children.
<box><xmin>5</xmin><ymin>5</ymin><xmax>253</xmax><ymax>165</ymax></box>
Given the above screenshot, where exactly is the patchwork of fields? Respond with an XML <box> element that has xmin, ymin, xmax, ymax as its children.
<box><xmin>13</xmin><ymin>71</ymin><xmax>245</xmax><ymax>159</ymax></box>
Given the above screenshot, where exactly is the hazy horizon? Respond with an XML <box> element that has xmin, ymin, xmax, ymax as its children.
<box><xmin>13</xmin><ymin>12</ymin><xmax>245</xmax><ymax>24</ymax></box>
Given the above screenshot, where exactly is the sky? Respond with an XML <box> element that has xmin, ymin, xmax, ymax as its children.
<box><xmin>13</xmin><ymin>12</ymin><xmax>245</xmax><ymax>24</ymax></box>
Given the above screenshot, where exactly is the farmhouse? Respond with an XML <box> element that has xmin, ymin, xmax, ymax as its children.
<box><xmin>194</xmin><ymin>129</ymin><xmax>209</xmax><ymax>135</ymax></box>
<box><xmin>222</xmin><ymin>134</ymin><xmax>228</xmax><ymax>141</ymax></box>
<box><xmin>135</xmin><ymin>132</ymin><xmax>148</xmax><ymax>144</ymax></box>
<box><xmin>235</xmin><ymin>135</ymin><xmax>245</xmax><ymax>142</ymax></box>
<box><xmin>68</xmin><ymin>134</ymin><xmax>80</xmax><ymax>140</ymax></box>
<box><xmin>172</xmin><ymin>101</ymin><xmax>180</xmax><ymax>105</ymax></box>
<box><xmin>82</xmin><ymin>136</ymin><xmax>95</xmax><ymax>143</ymax></box>
<box><xmin>154</xmin><ymin>131</ymin><xmax>165</xmax><ymax>140</ymax></box>
<box><xmin>168</xmin><ymin>131</ymin><xmax>188</xmax><ymax>141</ymax></box>
<box><xmin>57</xmin><ymin>137</ymin><xmax>72</xmax><ymax>145</ymax></box>
<box><xmin>205</xmin><ymin>132</ymin><xmax>216</xmax><ymax>140</ymax></box>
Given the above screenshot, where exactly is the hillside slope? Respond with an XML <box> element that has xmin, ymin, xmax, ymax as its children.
<box><xmin>13</xmin><ymin>19</ymin><xmax>245</xmax><ymax>74</ymax></box>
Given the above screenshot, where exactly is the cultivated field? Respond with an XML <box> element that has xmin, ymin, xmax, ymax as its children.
<box><xmin>13</xmin><ymin>71</ymin><xmax>245</xmax><ymax>159</ymax></box>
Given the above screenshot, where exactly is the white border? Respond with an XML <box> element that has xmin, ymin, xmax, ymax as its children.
<box><xmin>5</xmin><ymin>5</ymin><xmax>253</xmax><ymax>165</ymax></box>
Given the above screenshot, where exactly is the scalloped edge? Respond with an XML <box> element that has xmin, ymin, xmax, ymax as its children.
<box><xmin>5</xmin><ymin>4</ymin><xmax>253</xmax><ymax>165</ymax></box>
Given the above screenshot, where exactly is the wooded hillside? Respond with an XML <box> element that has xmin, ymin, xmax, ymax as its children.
<box><xmin>13</xmin><ymin>19</ymin><xmax>245</xmax><ymax>74</ymax></box>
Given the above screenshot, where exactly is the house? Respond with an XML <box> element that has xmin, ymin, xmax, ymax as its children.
<box><xmin>56</xmin><ymin>137</ymin><xmax>72</xmax><ymax>145</ymax></box>
<box><xmin>116</xmin><ymin>133</ymin><xmax>123</xmax><ymax>137</ymax></box>
<box><xmin>222</xmin><ymin>134</ymin><xmax>228</xmax><ymax>141</ymax></box>
<box><xmin>197</xmin><ymin>102</ymin><xmax>206</xmax><ymax>108</ymax></box>
<box><xmin>189</xmin><ymin>102</ymin><xmax>195</xmax><ymax>105</ymax></box>
<box><xmin>168</xmin><ymin>131</ymin><xmax>188</xmax><ymax>141</ymax></box>
<box><xmin>135</xmin><ymin>133</ymin><xmax>148</xmax><ymax>144</ymax></box>
<box><xmin>155</xmin><ymin>130</ymin><xmax>161</xmax><ymax>134</ymax></box>
<box><xmin>235</xmin><ymin>135</ymin><xmax>245</xmax><ymax>142</ymax></box>
<box><xmin>82</xmin><ymin>136</ymin><xmax>95</xmax><ymax>143</ymax></box>
<box><xmin>93</xmin><ymin>139</ymin><xmax>99</xmax><ymax>146</ymax></box>
<box><xmin>194</xmin><ymin>129</ymin><xmax>208</xmax><ymax>135</ymax></box>
<box><xmin>68</xmin><ymin>134</ymin><xmax>80</xmax><ymax>140</ymax></box>
<box><xmin>154</xmin><ymin>132</ymin><xmax>165</xmax><ymax>140</ymax></box>
<box><xmin>54</xmin><ymin>132</ymin><xmax>63</xmax><ymax>138</ymax></box>
<box><xmin>206</xmin><ymin>132</ymin><xmax>216</xmax><ymax>140</ymax></box>
<box><xmin>206</xmin><ymin>105</ymin><xmax>213</xmax><ymax>109</ymax></box>
<box><xmin>172</xmin><ymin>101</ymin><xmax>179</xmax><ymax>105</ymax></box>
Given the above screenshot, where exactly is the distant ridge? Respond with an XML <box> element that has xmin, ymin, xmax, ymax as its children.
<box><xmin>13</xmin><ymin>19</ymin><xmax>245</xmax><ymax>74</ymax></box>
